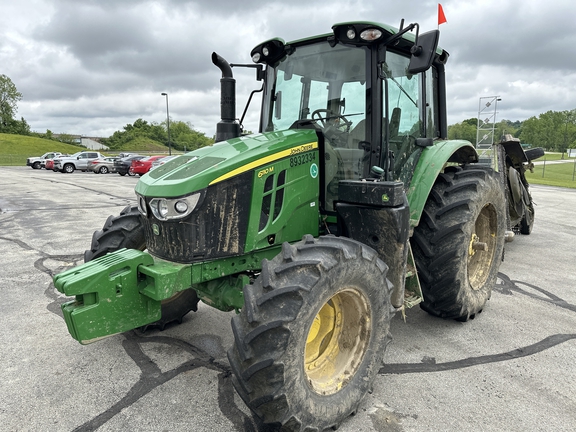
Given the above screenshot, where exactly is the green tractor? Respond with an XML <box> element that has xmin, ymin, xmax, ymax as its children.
<box><xmin>54</xmin><ymin>20</ymin><xmax>506</xmax><ymax>431</ymax></box>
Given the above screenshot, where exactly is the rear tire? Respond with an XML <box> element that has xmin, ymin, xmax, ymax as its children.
<box><xmin>228</xmin><ymin>235</ymin><xmax>391</xmax><ymax>431</ymax></box>
<box><xmin>99</xmin><ymin>166</ymin><xmax>109</xmax><ymax>174</ymax></box>
<box><xmin>411</xmin><ymin>166</ymin><xmax>506</xmax><ymax>321</ymax></box>
<box><xmin>519</xmin><ymin>202</ymin><xmax>534</xmax><ymax>235</ymax></box>
<box><xmin>84</xmin><ymin>205</ymin><xmax>199</xmax><ymax>330</ymax></box>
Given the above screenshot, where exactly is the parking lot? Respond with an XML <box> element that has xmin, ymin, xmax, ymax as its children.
<box><xmin>1</xmin><ymin>166</ymin><xmax>575</xmax><ymax>432</ymax></box>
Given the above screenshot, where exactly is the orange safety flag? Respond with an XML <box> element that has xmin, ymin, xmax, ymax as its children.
<box><xmin>438</xmin><ymin>3</ymin><xmax>447</xmax><ymax>25</ymax></box>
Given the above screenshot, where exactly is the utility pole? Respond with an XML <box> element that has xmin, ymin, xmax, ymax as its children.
<box><xmin>161</xmin><ymin>92</ymin><xmax>172</xmax><ymax>155</ymax></box>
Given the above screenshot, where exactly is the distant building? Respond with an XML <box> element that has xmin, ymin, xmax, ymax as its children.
<box><xmin>51</xmin><ymin>134</ymin><xmax>109</xmax><ymax>150</ymax></box>
<box><xmin>81</xmin><ymin>137</ymin><xmax>108</xmax><ymax>150</ymax></box>
<box><xmin>52</xmin><ymin>134</ymin><xmax>82</xmax><ymax>145</ymax></box>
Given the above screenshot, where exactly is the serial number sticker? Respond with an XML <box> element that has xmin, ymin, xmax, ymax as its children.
<box><xmin>289</xmin><ymin>151</ymin><xmax>316</xmax><ymax>168</ymax></box>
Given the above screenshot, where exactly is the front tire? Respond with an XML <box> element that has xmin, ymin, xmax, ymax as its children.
<box><xmin>84</xmin><ymin>205</ymin><xmax>199</xmax><ymax>330</ymax></box>
<box><xmin>411</xmin><ymin>166</ymin><xmax>506</xmax><ymax>321</ymax></box>
<box><xmin>63</xmin><ymin>164</ymin><xmax>75</xmax><ymax>173</ymax></box>
<box><xmin>228</xmin><ymin>235</ymin><xmax>391</xmax><ymax>431</ymax></box>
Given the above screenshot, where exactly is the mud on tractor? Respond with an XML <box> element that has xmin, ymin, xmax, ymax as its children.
<box><xmin>55</xmin><ymin>20</ymin><xmax>513</xmax><ymax>431</ymax></box>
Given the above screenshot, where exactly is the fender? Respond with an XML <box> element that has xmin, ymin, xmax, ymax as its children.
<box><xmin>407</xmin><ymin>139</ymin><xmax>478</xmax><ymax>227</ymax></box>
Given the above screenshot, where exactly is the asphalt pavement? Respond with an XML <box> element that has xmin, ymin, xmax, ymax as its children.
<box><xmin>1</xmin><ymin>166</ymin><xmax>575</xmax><ymax>432</ymax></box>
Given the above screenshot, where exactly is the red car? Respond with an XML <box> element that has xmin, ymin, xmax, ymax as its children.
<box><xmin>45</xmin><ymin>159</ymin><xmax>55</xmax><ymax>170</ymax></box>
<box><xmin>129</xmin><ymin>155</ymin><xmax>165</xmax><ymax>176</ymax></box>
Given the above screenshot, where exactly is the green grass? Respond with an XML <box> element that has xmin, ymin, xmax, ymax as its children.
<box><xmin>538</xmin><ymin>152</ymin><xmax>576</xmax><ymax>162</ymax></box>
<box><xmin>0</xmin><ymin>133</ymin><xmax>171</xmax><ymax>166</ymax></box>
<box><xmin>526</xmin><ymin>159</ymin><xmax>576</xmax><ymax>189</ymax></box>
<box><xmin>0</xmin><ymin>133</ymin><xmax>86</xmax><ymax>166</ymax></box>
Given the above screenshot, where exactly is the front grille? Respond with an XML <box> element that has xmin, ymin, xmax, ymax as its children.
<box><xmin>142</xmin><ymin>172</ymin><xmax>253</xmax><ymax>263</ymax></box>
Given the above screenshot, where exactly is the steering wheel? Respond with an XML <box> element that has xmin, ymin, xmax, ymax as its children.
<box><xmin>311</xmin><ymin>109</ymin><xmax>352</xmax><ymax>132</ymax></box>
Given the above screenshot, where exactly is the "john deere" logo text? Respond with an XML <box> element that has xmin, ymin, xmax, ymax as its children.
<box><xmin>289</xmin><ymin>143</ymin><xmax>315</xmax><ymax>155</ymax></box>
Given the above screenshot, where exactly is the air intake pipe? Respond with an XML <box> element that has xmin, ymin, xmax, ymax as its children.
<box><xmin>212</xmin><ymin>52</ymin><xmax>241</xmax><ymax>142</ymax></box>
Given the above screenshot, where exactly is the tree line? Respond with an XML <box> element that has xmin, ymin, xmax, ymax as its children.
<box><xmin>101</xmin><ymin>118</ymin><xmax>213</xmax><ymax>151</ymax></box>
<box><xmin>448</xmin><ymin>110</ymin><xmax>576</xmax><ymax>157</ymax></box>
<box><xmin>0</xmin><ymin>74</ymin><xmax>30</xmax><ymax>135</ymax></box>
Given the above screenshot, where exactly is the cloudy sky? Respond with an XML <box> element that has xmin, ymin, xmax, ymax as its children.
<box><xmin>2</xmin><ymin>0</ymin><xmax>575</xmax><ymax>138</ymax></box>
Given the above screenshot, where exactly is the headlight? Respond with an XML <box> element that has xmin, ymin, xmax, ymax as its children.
<box><xmin>137</xmin><ymin>195</ymin><xmax>148</xmax><ymax>216</ymax></box>
<box><xmin>174</xmin><ymin>200</ymin><xmax>188</xmax><ymax>213</ymax></box>
<box><xmin>360</xmin><ymin>28</ymin><xmax>382</xmax><ymax>41</ymax></box>
<box><xmin>157</xmin><ymin>199</ymin><xmax>169</xmax><ymax>218</ymax></box>
<box><xmin>148</xmin><ymin>192</ymin><xmax>201</xmax><ymax>221</ymax></box>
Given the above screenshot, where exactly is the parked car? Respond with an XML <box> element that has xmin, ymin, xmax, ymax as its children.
<box><xmin>129</xmin><ymin>156</ymin><xmax>165</xmax><ymax>176</ymax></box>
<box><xmin>150</xmin><ymin>155</ymin><xmax>178</xmax><ymax>170</ymax></box>
<box><xmin>88</xmin><ymin>157</ymin><xmax>119</xmax><ymax>174</ymax></box>
<box><xmin>26</xmin><ymin>152</ymin><xmax>62</xmax><ymax>169</ymax></box>
<box><xmin>53</xmin><ymin>151</ymin><xmax>105</xmax><ymax>173</ymax></box>
<box><xmin>114</xmin><ymin>155</ymin><xmax>145</xmax><ymax>176</ymax></box>
<box><xmin>45</xmin><ymin>159</ymin><xmax>55</xmax><ymax>170</ymax></box>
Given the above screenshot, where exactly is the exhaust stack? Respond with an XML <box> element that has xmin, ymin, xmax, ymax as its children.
<box><xmin>212</xmin><ymin>52</ymin><xmax>241</xmax><ymax>142</ymax></box>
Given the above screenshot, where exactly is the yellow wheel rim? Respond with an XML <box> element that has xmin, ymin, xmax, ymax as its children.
<box><xmin>468</xmin><ymin>204</ymin><xmax>498</xmax><ymax>290</ymax></box>
<box><xmin>304</xmin><ymin>288</ymin><xmax>371</xmax><ymax>395</ymax></box>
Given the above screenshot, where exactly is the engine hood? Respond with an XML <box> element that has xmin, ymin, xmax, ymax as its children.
<box><xmin>135</xmin><ymin>129</ymin><xmax>319</xmax><ymax>198</ymax></box>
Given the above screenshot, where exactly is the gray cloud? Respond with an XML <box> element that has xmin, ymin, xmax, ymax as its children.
<box><xmin>2</xmin><ymin>0</ymin><xmax>576</xmax><ymax>138</ymax></box>
<box><xmin>442</xmin><ymin>0</ymin><xmax>576</xmax><ymax>72</ymax></box>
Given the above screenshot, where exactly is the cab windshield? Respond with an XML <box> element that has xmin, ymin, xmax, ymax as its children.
<box><xmin>262</xmin><ymin>42</ymin><xmax>369</xmax><ymax>210</ymax></box>
<box><xmin>264</xmin><ymin>42</ymin><xmax>367</xmax><ymax>137</ymax></box>
<box><xmin>261</xmin><ymin>39</ymin><xmax>435</xmax><ymax>208</ymax></box>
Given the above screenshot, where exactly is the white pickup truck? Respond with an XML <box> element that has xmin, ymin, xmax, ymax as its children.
<box><xmin>53</xmin><ymin>151</ymin><xmax>105</xmax><ymax>173</ymax></box>
<box><xmin>26</xmin><ymin>152</ymin><xmax>62</xmax><ymax>169</ymax></box>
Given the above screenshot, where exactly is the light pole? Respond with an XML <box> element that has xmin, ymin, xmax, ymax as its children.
<box><xmin>161</xmin><ymin>92</ymin><xmax>172</xmax><ymax>155</ymax></box>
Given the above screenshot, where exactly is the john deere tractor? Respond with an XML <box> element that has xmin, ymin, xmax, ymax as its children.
<box><xmin>54</xmin><ymin>20</ymin><xmax>506</xmax><ymax>431</ymax></box>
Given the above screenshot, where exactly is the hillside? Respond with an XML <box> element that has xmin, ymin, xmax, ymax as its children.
<box><xmin>0</xmin><ymin>133</ymin><xmax>86</xmax><ymax>165</ymax></box>
<box><xmin>0</xmin><ymin>133</ymin><xmax>173</xmax><ymax>166</ymax></box>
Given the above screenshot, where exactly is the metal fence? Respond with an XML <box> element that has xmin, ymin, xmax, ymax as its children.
<box><xmin>533</xmin><ymin>157</ymin><xmax>576</xmax><ymax>181</ymax></box>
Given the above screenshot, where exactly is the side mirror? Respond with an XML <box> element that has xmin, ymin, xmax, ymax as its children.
<box><xmin>408</xmin><ymin>30</ymin><xmax>440</xmax><ymax>74</ymax></box>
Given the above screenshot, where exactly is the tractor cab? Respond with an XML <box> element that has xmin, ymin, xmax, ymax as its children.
<box><xmin>251</xmin><ymin>21</ymin><xmax>448</xmax><ymax>211</ymax></box>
